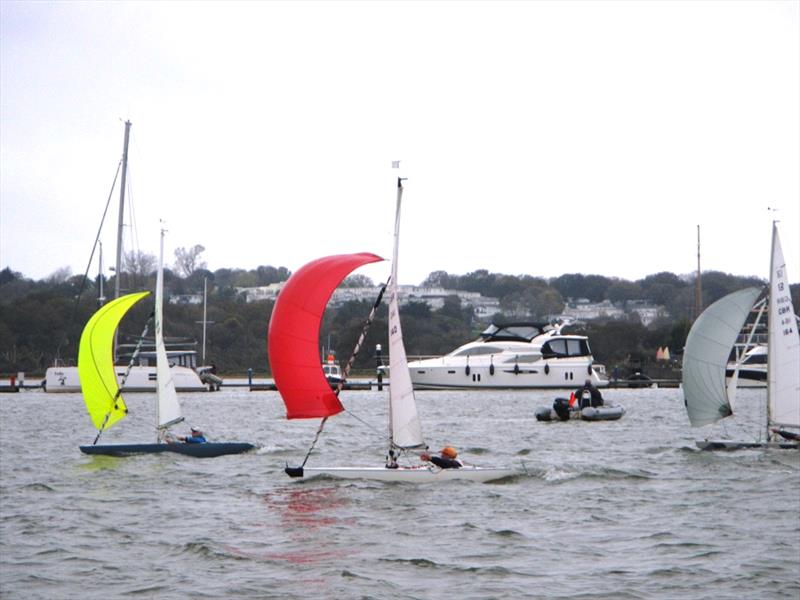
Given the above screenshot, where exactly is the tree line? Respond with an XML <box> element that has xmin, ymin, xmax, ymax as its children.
<box><xmin>1</xmin><ymin>264</ymin><xmax>796</xmax><ymax>379</ymax></box>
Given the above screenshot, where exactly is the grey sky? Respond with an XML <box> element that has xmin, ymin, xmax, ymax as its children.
<box><xmin>1</xmin><ymin>0</ymin><xmax>798</xmax><ymax>286</ymax></box>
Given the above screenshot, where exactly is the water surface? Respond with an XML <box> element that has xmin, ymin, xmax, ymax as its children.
<box><xmin>1</xmin><ymin>387</ymin><xmax>798</xmax><ymax>599</ymax></box>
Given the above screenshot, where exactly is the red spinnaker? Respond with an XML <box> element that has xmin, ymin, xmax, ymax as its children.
<box><xmin>268</xmin><ymin>253</ymin><xmax>384</xmax><ymax>419</ymax></box>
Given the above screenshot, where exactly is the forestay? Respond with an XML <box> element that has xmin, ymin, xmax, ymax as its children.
<box><xmin>683</xmin><ymin>286</ymin><xmax>762</xmax><ymax>427</ymax></box>
<box><xmin>78</xmin><ymin>291</ymin><xmax>150</xmax><ymax>430</ymax></box>
<box><xmin>768</xmin><ymin>224</ymin><xmax>800</xmax><ymax>430</ymax></box>
<box><xmin>268</xmin><ymin>252</ymin><xmax>384</xmax><ymax>419</ymax></box>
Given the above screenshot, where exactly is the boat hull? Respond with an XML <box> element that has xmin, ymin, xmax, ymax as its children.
<box><xmin>406</xmin><ymin>362</ymin><xmax>607</xmax><ymax>390</ymax></box>
<box><xmin>45</xmin><ymin>365</ymin><xmax>208</xmax><ymax>393</ymax></box>
<box><xmin>535</xmin><ymin>405</ymin><xmax>625</xmax><ymax>421</ymax></box>
<box><xmin>291</xmin><ymin>466</ymin><xmax>515</xmax><ymax>483</ymax></box>
<box><xmin>695</xmin><ymin>440</ymin><xmax>799</xmax><ymax>451</ymax></box>
<box><xmin>580</xmin><ymin>406</ymin><xmax>626</xmax><ymax>421</ymax></box>
<box><xmin>79</xmin><ymin>442</ymin><xmax>255</xmax><ymax>457</ymax></box>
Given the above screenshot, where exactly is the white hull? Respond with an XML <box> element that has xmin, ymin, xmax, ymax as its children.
<box><xmin>44</xmin><ymin>365</ymin><xmax>208</xmax><ymax>393</ymax></box>
<box><xmin>298</xmin><ymin>465</ymin><xmax>515</xmax><ymax>483</ymax></box>
<box><xmin>408</xmin><ymin>361</ymin><xmax>607</xmax><ymax>390</ymax></box>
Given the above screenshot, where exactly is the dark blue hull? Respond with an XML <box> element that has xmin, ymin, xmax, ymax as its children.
<box><xmin>79</xmin><ymin>442</ymin><xmax>255</xmax><ymax>458</ymax></box>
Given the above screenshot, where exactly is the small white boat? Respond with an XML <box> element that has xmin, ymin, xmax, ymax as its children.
<box><xmin>399</xmin><ymin>321</ymin><xmax>607</xmax><ymax>390</ymax></box>
<box><xmin>78</xmin><ymin>229</ymin><xmax>254</xmax><ymax>458</ymax></box>
<box><xmin>322</xmin><ymin>354</ymin><xmax>343</xmax><ymax>385</ymax></box>
<box><xmin>298</xmin><ymin>466</ymin><xmax>513</xmax><ymax>483</ymax></box>
<box><xmin>683</xmin><ymin>222</ymin><xmax>799</xmax><ymax>450</ymax></box>
<box><xmin>268</xmin><ymin>179</ymin><xmax>516</xmax><ymax>483</ymax></box>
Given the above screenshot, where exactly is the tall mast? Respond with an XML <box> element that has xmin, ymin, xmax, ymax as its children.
<box><xmin>767</xmin><ymin>221</ymin><xmax>776</xmax><ymax>440</ymax></box>
<box><xmin>113</xmin><ymin>120</ymin><xmax>131</xmax><ymax>362</ymax></box>
<box><xmin>114</xmin><ymin>120</ymin><xmax>132</xmax><ymax>301</ymax></box>
<box><xmin>202</xmin><ymin>277</ymin><xmax>208</xmax><ymax>364</ymax></box>
<box><xmin>695</xmin><ymin>225</ymin><xmax>702</xmax><ymax>319</ymax></box>
<box><xmin>98</xmin><ymin>241</ymin><xmax>106</xmax><ymax>306</ymax></box>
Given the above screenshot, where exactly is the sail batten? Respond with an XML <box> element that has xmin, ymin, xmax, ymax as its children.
<box><xmin>268</xmin><ymin>253</ymin><xmax>384</xmax><ymax>419</ymax></box>
<box><xmin>682</xmin><ymin>286</ymin><xmax>762</xmax><ymax>427</ymax></box>
<box><xmin>78</xmin><ymin>291</ymin><xmax>150</xmax><ymax>430</ymax></box>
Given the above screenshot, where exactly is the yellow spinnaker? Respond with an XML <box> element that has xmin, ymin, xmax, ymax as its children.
<box><xmin>78</xmin><ymin>291</ymin><xmax>150</xmax><ymax>430</ymax></box>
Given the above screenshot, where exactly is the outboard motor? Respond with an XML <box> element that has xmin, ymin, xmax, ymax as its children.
<box><xmin>553</xmin><ymin>397</ymin><xmax>571</xmax><ymax>421</ymax></box>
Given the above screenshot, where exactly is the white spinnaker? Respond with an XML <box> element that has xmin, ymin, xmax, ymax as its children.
<box><xmin>768</xmin><ymin>223</ymin><xmax>800</xmax><ymax>429</ymax></box>
<box><xmin>388</xmin><ymin>180</ymin><xmax>425</xmax><ymax>449</ymax></box>
<box><xmin>156</xmin><ymin>229</ymin><xmax>183</xmax><ymax>431</ymax></box>
<box><xmin>683</xmin><ymin>286</ymin><xmax>762</xmax><ymax>427</ymax></box>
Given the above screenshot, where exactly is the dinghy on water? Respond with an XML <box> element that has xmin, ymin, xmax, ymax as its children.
<box><xmin>683</xmin><ymin>222</ymin><xmax>799</xmax><ymax>450</ymax></box>
<box><xmin>268</xmin><ymin>178</ymin><xmax>515</xmax><ymax>483</ymax></box>
<box><xmin>79</xmin><ymin>230</ymin><xmax>255</xmax><ymax>458</ymax></box>
<box><xmin>535</xmin><ymin>391</ymin><xmax>625</xmax><ymax>422</ymax></box>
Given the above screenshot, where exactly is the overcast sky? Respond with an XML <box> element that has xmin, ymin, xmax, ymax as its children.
<box><xmin>1</xmin><ymin>1</ymin><xmax>798</xmax><ymax>288</ymax></box>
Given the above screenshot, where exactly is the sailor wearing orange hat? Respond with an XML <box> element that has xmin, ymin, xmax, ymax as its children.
<box><xmin>420</xmin><ymin>446</ymin><xmax>463</xmax><ymax>469</ymax></box>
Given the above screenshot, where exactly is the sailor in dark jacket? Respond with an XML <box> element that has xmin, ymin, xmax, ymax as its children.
<box><xmin>575</xmin><ymin>379</ymin><xmax>604</xmax><ymax>408</ymax></box>
<box><xmin>178</xmin><ymin>428</ymin><xmax>207</xmax><ymax>443</ymax></box>
<box><xmin>420</xmin><ymin>446</ymin><xmax>463</xmax><ymax>469</ymax></box>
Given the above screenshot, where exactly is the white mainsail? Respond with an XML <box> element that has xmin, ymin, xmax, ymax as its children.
<box><xmin>155</xmin><ymin>229</ymin><xmax>183</xmax><ymax>432</ymax></box>
<box><xmin>388</xmin><ymin>179</ymin><xmax>425</xmax><ymax>449</ymax></box>
<box><xmin>767</xmin><ymin>223</ymin><xmax>800</xmax><ymax>431</ymax></box>
<box><xmin>683</xmin><ymin>286</ymin><xmax>762</xmax><ymax>427</ymax></box>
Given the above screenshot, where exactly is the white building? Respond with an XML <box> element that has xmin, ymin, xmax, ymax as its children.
<box><xmin>235</xmin><ymin>283</ymin><xmax>501</xmax><ymax>318</ymax></box>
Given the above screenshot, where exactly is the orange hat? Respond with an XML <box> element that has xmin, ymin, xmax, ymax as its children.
<box><xmin>441</xmin><ymin>446</ymin><xmax>458</xmax><ymax>459</ymax></box>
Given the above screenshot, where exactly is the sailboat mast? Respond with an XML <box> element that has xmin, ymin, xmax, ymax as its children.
<box><xmin>695</xmin><ymin>225</ymin><xmax>702</xmax><ymax>319</ymax></box>
<box><xmin>388</xmin><ymin>177</ymin><xmax>404</xmax><ymax>450</ymax></box>
<box><xmin>202</xmin><ymin>277</ymin><xmax>208</xmax><ymax>364</ymax></box>
<box><xmin>767</xmin><ymin>222</ymin><xmax>776</xmax><ymax>440</ymax></box>
<box><xmin>98</xmin><ymin>241</ymin><xmax>106</xmax><ymax>307</ymax></box>
<box><xmin>113</xmin><ymin>121</ymin><xmax>131</xmax><ymax>362</ymax></box>
<box><xmin>114</xmin><ymin>120</ymin><xmax>131</xmax><ymax>301</ymax></box>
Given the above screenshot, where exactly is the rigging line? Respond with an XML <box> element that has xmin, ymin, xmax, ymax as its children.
<box><xmin>342</xmin><ymin>408</ymin><xmax>385</xmax><ymax>440</ymax></box>
<box><xmin>92</xmin><ymin>313</ymin><xmax>154</xmax><ymax>445</ymax></box>
<box><xmin>54</xmin><ymin>160</ymin><xmax>123</xmax><ymax>361</ymax></box>
<box><xmin>297</xmin><ymin>417</ymin><xmax>328</xmax><ymax>468</ymax></box>
<box><xmin>333</xmin><ymin>278</ymin><xmax>389</xmax><ymax>396</ymax></box>
<box><xmin>295</xmin><ymin>280</ymin><xmax>390</xmax><ymax>466</ymax></box>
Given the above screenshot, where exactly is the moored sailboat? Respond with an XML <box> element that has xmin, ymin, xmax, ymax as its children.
<box><xmin>79</xmin><ymin>230</ymin><xmax>254</xmax><ymax>458</ymax></box>
<box><xmin>45</xmin><ymin>121</ymin><xmax>212</xmax><ymax>394</ymax></box>
<box><xmin>268</xmin><ymin>179</ymin><xmax>515</xmax><ymax>482</ymax></box>
<box><xmin>682</xmin><ymin>222</ymin><xmax>799</xmax><ymax>450</ymax></box>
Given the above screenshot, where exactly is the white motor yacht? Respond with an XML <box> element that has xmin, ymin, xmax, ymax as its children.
<box><xmin>395</xmin><ymin>322</ymin><xmax>607</xmax><ymax>390</ymax></box>
<box><xmin>725</xmin><ymin>344</ymin><xmax>767</xmax><ymax>388</ymax></box>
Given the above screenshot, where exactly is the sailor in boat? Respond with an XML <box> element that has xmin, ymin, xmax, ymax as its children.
<box><xmin>165</xmin><ymin>427</ymin><xmax>207</xmax><ymax>444</ymax></box>
<box><xmin>420</xmin><ymin>446</ymin><xmax>463</xmax><ymax>469</ymax></box>
<box><xmin>574</xmin><ymin>378</ymin><xmax>604</xmax><ymax>409</ymax></box>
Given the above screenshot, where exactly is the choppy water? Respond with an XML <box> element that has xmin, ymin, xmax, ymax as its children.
<box><xmin>1</xmin><ymin>386</ymin><xmax>798</xmax><ymax>599</ymax></box>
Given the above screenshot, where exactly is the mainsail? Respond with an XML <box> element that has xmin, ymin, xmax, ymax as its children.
<box><xmin>78</xmin><ymin>291</ymin><xmax>150</xmax><ymax>430</ymax></box>
<box><xmin>388</xmin><ymin>179</ymin><xmax>425</xmax><ymax>449</ymax></box>
<box><xmin>683</xmin><ymin>286</ymin><xmax>762</xmax><ymax>427</ymax></box>
<box><xmin>155</xmin><ymin>230</ymin><xmax>183</xmax><ymax>431</ymax></box>
<box><xmin>269</xmin><ymin>252</ymin><xmax>383</xmax><ymax>419</ymax></box>
<box><xmin>768</xmin><ymin>223</ymin><xmax>800</xmax><ymax>430</ymax></box>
